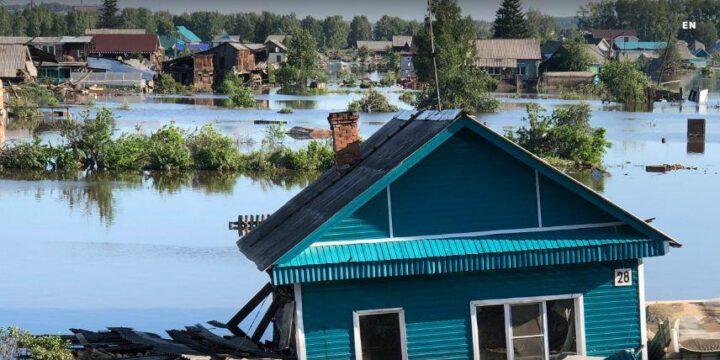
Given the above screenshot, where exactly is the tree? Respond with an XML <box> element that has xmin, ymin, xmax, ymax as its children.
<box><xmin>373</xmin><ymin>15</ymin><xmax>410</xmax><ymax>40</ymax></box>
<box><xmin>694</xmin><ymin>21</ymin><xmax>718</xmax><ymax>47</ymax></box>
<box><xmin>301</xmin><ymin>16</ymin><xmax>325</xmax><ymax>50</ymax></box>
<box><xmin>414</xmin><ymin>0</ymin><xmax>499</xmax><ymax>113</ymax></box>
<box><xmin>526</xmin><ymin>8</ymin><xmax>556</xmax><ymax>41</ymax></box>
<box><xmin>276</xmin><ymin>28</ymin><xmax>324</xmax><ymax>92</ymax></box>
<box><xmin>155</xmin><ymin>11</ymin><xmax>176</xmax><ymax>37</ymax></box>
<box><xmin>322</xmin><ymin>16</ymin><xmax>350</xmax><ymax>49</ymax></box>
<box><xmin>493</xmin><ymin>0</ymin><xmax>530</xmax><ymax>38</ymax></box>
<box><xmin>599</xmin><ymin>60</ymin><xmax>649</xmax><ymax>103</ymax></box>
<box><xmin>506</xmin><ymin>103</ymin><xmax>610</xmax><ymax>165</ymax></box>
<box><xmin>657</xmin><ymin>40</ymin><xmax>683</xmax><ymax>75</ymax></box>
<box><xmin>66</xmin><ymin>10</ymin><xmax>97</xmax><ymax>36</ymax></box>
<box><xmin>99</xmin><ymin>0</ymin><xmax>119</xmax><ymax>28</ymax></box>
<box><xmin>348</xmin><ymin>15</ymin><xmax>372</xmax><ymax>47</ymax></box>
<box><xmin>547</xmin><ymin>38</ymin><xmax>592</xmax><ymax>71</ymax></box>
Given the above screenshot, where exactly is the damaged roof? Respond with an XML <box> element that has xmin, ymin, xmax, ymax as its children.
<box><xmin>0</xmin><ymin>44</ymin><xmax>36</xmax><ymax>78</ymax></box>
<box><xmin>238</xmin><ymin>110</ymin><xmax>680</xmax><ymax>271</ymax></box>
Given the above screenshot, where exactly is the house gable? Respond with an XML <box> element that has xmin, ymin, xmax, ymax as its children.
<box><xmin>272</xmin><ymin>116</ymin><xmax>674</xmax><ymax>283</ymax></box>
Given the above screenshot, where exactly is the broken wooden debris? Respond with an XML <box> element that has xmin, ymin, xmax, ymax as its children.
<box><xmin>253</xmin><ymin>120</ymin><xmax>287</xmax><ymax>125</ymax></box>
<box><xmin>645</xmin><ymin>164</ymin><xmax>698</xmax><ymax>173</ymax></box>
<box><xmin>229</xmin><ymin>214</ymin><xmax>270</xmax><ymax>236</ymax></box>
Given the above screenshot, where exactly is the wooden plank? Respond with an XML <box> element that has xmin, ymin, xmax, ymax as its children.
<box><xmin>226</xmin><ymin>283</ymin><xmax>273</xmax><ymax>337</ymax></box>
<box><xmin>251</xmin><ymin>297</ymin><xmax>284</xmax><ymax>343</ymax></box>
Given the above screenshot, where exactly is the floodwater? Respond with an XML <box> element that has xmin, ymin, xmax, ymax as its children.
<box><xmin>3</xmin><ymin>80</ymin><xmax>720</xmax><ymax>334</ymax></box>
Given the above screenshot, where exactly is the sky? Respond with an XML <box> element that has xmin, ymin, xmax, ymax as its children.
<box><xmin>5</xmin><ymin>0</ymin><xmax>594</xmax><ymax>21</ymax></box>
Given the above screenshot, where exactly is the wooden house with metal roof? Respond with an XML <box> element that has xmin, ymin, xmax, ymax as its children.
<box><xmin>475</xmin><ymin>38</ymin><xmax>542</xmax><ymax>80</ymax></box>
<box><xmin>236</xmin><ymin>110</ymin><xmax>680</xmax><ymax>360</ymax></box>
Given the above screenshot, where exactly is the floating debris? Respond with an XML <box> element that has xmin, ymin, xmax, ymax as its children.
<box><xmin>286</xmin><ymin>126</ymin><xmax>331</xmax><ymax>140</ymax></box>
<box><xmin>645</xmin><ymin>164</ymin><xmax>698</xmax><ymax>173</ymax></box>
<box><xmin>253</xmin><ymin>120</ymin><xmax>287</xmax><ymax>125</ymax></box>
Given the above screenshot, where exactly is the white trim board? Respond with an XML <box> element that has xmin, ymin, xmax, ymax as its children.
<box><xmin>535</xmin><ymin>170</ymin><xmax>543</xmax><ymax>228</ymax></box>
<box><xmin>638</xmin><ymin>260</ymin><xmax>648</xmax><ymax>360</ymax></box>
<box><xmin>311</xmin><ymin>222</ymin><xmax>625</xmax><ymax>247</ymax></box>
<box><xmin>293</xmin><ymin>284</ymin><xmax>307</xmax><ymax>360</ymax></box>
<box><xmin>353</xmin><ymin>308</ymin><xmax>408</xmax><ymax>360</ymax></box>
<box><xmin>470</xmin><ymin>294</ymin><xmax>586</xmax><ymax>360</ymax></box>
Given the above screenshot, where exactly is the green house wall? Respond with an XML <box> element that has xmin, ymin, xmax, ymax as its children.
<box><xmin>300</xmin><ymin>260</ymin><xmax>641</xmax><ymax>360</ymax></box>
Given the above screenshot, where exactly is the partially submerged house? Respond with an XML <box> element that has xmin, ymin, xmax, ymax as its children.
<box><xmin>0</xmin><ymin>44</ymin><xmax>38</xmax><ymax>82</ymax></box>
<box><xmin>237</xmin><ymin>110</ymin><xmax>681</xmax><ymax>360</ymax></box>
<box><xmin>475</xmin><ymin>38</ymin><xmax>542</xmax><ymax>80</ymax></box>
<box><xmin>164</xmin><ymin>42</ymin><xmax>258</xmax><ymax>91</ymax></box>
<box><xmin>30</xmin><ymin>36</ymin><xmax>92</xmax><ymax>61</ymax></box>
<box><xmin>264</xmin><ymin>35</ymin><xmax>288</xmax><ymax>65</ymax></box>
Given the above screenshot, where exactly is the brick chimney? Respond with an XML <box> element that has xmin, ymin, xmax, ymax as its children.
<box><xmin>327</xmin><ymin>111</ymin><xmax>361</xmax><ymax>172</ymax></box>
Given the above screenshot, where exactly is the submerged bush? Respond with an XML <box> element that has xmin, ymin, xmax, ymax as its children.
<box><xmin>599</xmin><ymin>60</ymin><xmax>649</xmax><ymax>104</ymax></box>
<box><xmin>187</xmin><ymin>124</ymin><xmax>240</xmax><ymax>170</ymax></box>
<box><xmin>147</xmin><ymin>124</ymin><xmax>193</xmax><ymax>170</ymax></box>
<box><xmin>347</xmin><ymin>89</ymin><xmax>399</xmax><ymax>112</ymax></box>
<box><xmin>506</xmin><ymin>103</ymin><xmax>610</xmax><ymax>166</ymax></box>
<box><xmin>104</xmin><ymin>132</ymin><xmax>151</xmax><ymax>170</ymax></box>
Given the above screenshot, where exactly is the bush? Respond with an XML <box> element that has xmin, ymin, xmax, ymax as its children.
<box><xmin>415</xmin><ymin>68</ymin><xmax>499</xmax><ymax>114</ymax></box>
<box><xmin>399</xmin><ymin>91</ymin><xmax>415</xmax><ymax>104</ymax></box>
<box><xmin>60</xmin><ymin>108</ymin><xmax>116</xmax><ymax>169</ymax></box>
<box><xmin>506</xmin><ymin>103</ymin><xmax>610</xmax><ymax>165</ymax></box>
<box><xmin>599</xmin><ymin>60</ymin><xmax>649</xmax><ymax>104</ymax></box>
<box><xmin>347</xmin><ymin>89</ymin><xmax>399</xmax><ymax>112</ymax></box>
<box><xmin>217</xmin><ymin>73</ymin><xmax>244</xmax><ymax>94</ymax></box>
<box><xmin>228</xmin><ymin>86</ymin><xmax>256</xmax><ymax>108</ymax></box>
<box><xmin>1</xmin><ymin>327</ymin><xmax>72</xmax><ymax>360</ymax></box>
<box><xmin>104</xmin><ymin>132</ymin><xmax>150</xmax><ymax>170</ymax></box>
<box><xmin>187</xmin><ymin>124</ymin><xmax>240</xmax><ymax>170</ymax></box>
<box><xmin>147</xmin><ymin>124</ymin><xmax>193</xmax><ymax>170</ymax></box>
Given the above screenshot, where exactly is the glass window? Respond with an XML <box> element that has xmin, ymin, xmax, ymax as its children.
<box><xmin>517</xmin><ymin>66</ymin><xmax>527</xmax><ymax>75</ymax></box>
<box><xmin>474</xmin><ymin>298</ymin><xmax>579</xmax><ymax>360</ymax></box>
<box><xmin>511</xmin><ymin>303</ymin><xmax>545</xmax><ymax>360</ymax></box>
<box><xmin>546</xmin><ymin>299</ymin><xmax>577</xmax><ymax>360</ymax></box>
<box><xmin>358</xmin><ymin>312</ymin><xmax>404</xmax><ymax>360</ymax></box>
<box><xmin>476</xmin><ymin>305</ymin><xmax>507</xmax><ymax>360</ymax></box>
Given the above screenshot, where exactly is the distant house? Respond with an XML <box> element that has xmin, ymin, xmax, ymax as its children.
<box><xmin>0</xmin><ymin>44</ymin><xmax>37</xmax><ymax>82</ymax></box>
<box><xmin>88</xmin><ymin>33</ymin><xmax>163</xmax><ymax>65</ymax></box>
<box><xmin>176</xmin><ymin>26</ymin><xmax>202</xmax><ymax>43</ymax></box>
<box><xmin>237</xmin><ymin>109</ymin><xmax>681</xmax><ymax>360</ymax></box>
<box><xmin>540</xmin><ymin>40</ymin><xmax>562</xmax><ymax>61</ymax></box>
<box><xmin>613</xmin><ymin>41</ymin><xmax>666</xmax><ymax>60</ymax></box>
<box><xmin>584</xmin><ymin>37</ymin><xmax>612</xmax><ymax>53</ymax></box>
<box><xmin>356</xmin><ymin>40</ymin><xmax>393</xmax><ymax>55</ymax></box>
<box><xmin>85</xmin><ymin>28</ymin><xmax>147</xmax><ymax>35</ymax></box>
<box><xmin>211</xmin><ymin>34</ymin><xmax>241</xmax><ymax>47</ymax></box>
<box><xmin>162</xmin><ymin>26</ymin><xmax>208</xmax><ymax>59</ymax></box>
<box><xmin>591</xmin><ymin>29</ymin><xmax>639</xmax><ymax>44</ymax></box>
<box><xmin>264</xmin><ymin>35</ymin><xmax>288</xmax><ymax>65</ymax></box>
<box><xmin>392</xmin><ymin>35</ymin><xmax>412</xmax><ymax>52</ymax></box>
<box><xmin>475</xmin><ymin>38</ymin><xmax>542</xmax><ymax>80</ymax></box>
<box><xmin>164</xmin><ymin>42</ymin><xmax>257</xmax><ymax>91</ymax></box>
<box><xmin>29</xmin><ymin>36</ymin><xmax>92</xmax><ymax>61</ymax></box>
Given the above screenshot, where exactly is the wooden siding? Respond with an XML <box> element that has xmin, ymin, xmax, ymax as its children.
<box><xmin>538</xmin><ymin>174</ymin><xmax>616</xmax><ymax>227</ymax></box>
<box><xmin>391</xmin><ymin>128</ymin><xmax>539</xmax><ymax>237</ymax></box>
<box><xmin>300</xmin><ymin>261</ymin><xmax>641</xmax><ymax>360</ymax></box>
<box><xmin>316</xmin><ymin>191</ymin><xmax>390</xmax><ymax>242</ymax></box>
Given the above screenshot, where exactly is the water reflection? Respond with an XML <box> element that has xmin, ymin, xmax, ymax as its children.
<box><xmin>0</xmin><ymin>170</ymin><xmax>317</xmax><ymax>226</ymax></box>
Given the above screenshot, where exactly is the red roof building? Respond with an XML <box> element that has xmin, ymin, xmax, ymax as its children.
<box><xmin>90</xmin><ymin>34</ymin><xmax>161</xmax><ymax>55</ymax></box>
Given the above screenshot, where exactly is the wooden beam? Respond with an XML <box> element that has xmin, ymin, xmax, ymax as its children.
<box><xmin>251</xmin><ymin>296</ymin><xmax>284</xmax><ymax>343</ymax></box>
<box><xmin>226</xmin><ymin>282</ymin><xmax>273</xmax><ymax>337</ymax></box>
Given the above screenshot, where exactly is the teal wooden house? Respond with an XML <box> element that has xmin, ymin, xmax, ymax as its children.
<box><xmin>237</xmin><ymin>110</ymin><xmax>680</xmax><ymax>360</ymax></box>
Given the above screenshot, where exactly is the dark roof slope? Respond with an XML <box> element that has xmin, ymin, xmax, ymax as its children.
<box><xmin>238</xmin><ymin>110</ymin><xmax>462</xmax><ymax>270</ymax></box>
<box><xmin>91</xmin><ymin>34</ymin><xmax>159</xmax><ymax>53</ymax></box>
<box><xmin>592</xmin><ymin>29</ymin><xmax>637</xmax><ymax>40</ymax></box>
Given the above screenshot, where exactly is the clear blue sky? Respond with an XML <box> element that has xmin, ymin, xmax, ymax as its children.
<box><xmin>5</xmin><ymin>0</ymin><xmax>593</xmax><ymax>21</ymax></box>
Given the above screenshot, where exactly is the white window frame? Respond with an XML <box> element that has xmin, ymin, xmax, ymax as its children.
<box><xmin>470</xmin><ymin>294</ymin><xmax>586</xmax><ymax>360</ymax></box>
<box><xmin>353</xmin><ymin>308</ymin><xmax>408</xmax><ymax>360</ymax></box>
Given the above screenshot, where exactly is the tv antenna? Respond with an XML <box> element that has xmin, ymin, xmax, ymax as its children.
<box><xmin>427</xmin><ymin>0</ymin><xmax>442</xmax><ymax>111</ymax></box>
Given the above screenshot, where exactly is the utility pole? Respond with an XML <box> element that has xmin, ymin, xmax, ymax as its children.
<box><xmin>427</xmin><ymin>0</ymin><xmax>442</xmax><ymax>111</ymax></box>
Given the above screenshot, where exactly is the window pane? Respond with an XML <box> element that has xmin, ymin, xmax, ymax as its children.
<box><xmin>513</xmin><ymin>336</ymin><xmax>545</xmax><ymax>360</ymax></box>
<box><xmin>358</xmin><ymin>312</ymin><xmax>403</xmax><ymax>360</ymax></box>
<box><xmin>547</xmin><ymin>299</ymin><xmax>577</xmax><ymax>359</ymax></box>
<box><xmin>511</xmin><ymin>303</ymin><xmax>543</xmax><ymax>337</ymax></box>
<box><xmin>476</xmin><ymin>305</ymin><xmax>507</xmax><ymax>360</ymax></box>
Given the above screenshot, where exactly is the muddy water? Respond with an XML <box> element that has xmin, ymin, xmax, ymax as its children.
<box><xmin>2</xmin><ymin>83</ymin><xmax>720</xmax><ymax>334</ymax></box>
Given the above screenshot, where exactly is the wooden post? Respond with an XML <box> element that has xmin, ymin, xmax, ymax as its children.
<box><xmin>0</xmin><ymin>81</ymin><xmax>5</xmax><ymax>146</ymax></box>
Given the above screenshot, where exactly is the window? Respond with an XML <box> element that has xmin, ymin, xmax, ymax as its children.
<box><xmin>517</xmin><ymin>66</ymin><xmax>527</xmax><ymax>75</ymax></box>
<box><xmin>276</xmin><ymin>54</ymin><xmax>282</xmax><ymax>63</ymax></box>
<box><xmin>354</xmin><ymin>309</ymin><xmax>408</xmax><ymax>360</ymax></box>
<box><xmin>471</xmin><ymin>296</ymin><xmax>583</xmax><ymax>360</ymax></box>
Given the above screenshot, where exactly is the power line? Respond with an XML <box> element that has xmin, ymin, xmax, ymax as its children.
<box><xmin>427</xmin><ymin>0</ymin><xmax>442</xmax><ymax>111</ymax></box>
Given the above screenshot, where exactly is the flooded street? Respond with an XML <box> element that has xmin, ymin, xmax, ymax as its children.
<box><xmin>2</xmin><ymin>84</ymin><xmax>720</xmax><ymax>334</ymax></box>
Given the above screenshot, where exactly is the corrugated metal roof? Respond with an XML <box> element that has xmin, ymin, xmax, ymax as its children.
<box><xmin>86</xmin><ymin>28</ymin><xmax>146</xmax><ymax>35</ymax></box>
<box><xmin>614</xmin><ymin>41</ymin><xmax>666</xmax><ymax>50</ymax></box>
<box><xmin>176</xmin><ymin>25</ymin><xmax>202</xmax><ymax>43</ymax></box>
<box><xmin>90</xmin><ymin>34</ymin><xmax>160</xmax><ymax>54</ymax></box>
<box><xmin>59</xmin><ymin>36</ymin><xmax>92</xmax><ymax>43</ymax></box>
<box><xmin>591</xmin><ymin>29</ymin><xmax>638</xmax><ymax>40</ymax></box>
<box><xmin>0</xmin><ymin>44</ymin><xmax>35</xmax><ymax>78</ymax></box>
<box><xmin>30</xmin><ymin>37</ymin><xmax>62</xmax><ymax>44</ymax></box>
<box><xmin>0</xmin><ymin>36</ymin><xmax>32</xmax><ymax>44</ymax></box>
<box><xmin>264</xmin><ymin>35</ymin><xmax>287</xmax><ymax>44</ymax></box>
<box><xmin>356</xmin><ymin>40</ymin><xmax>392</xmax><ymax>52</ymax></box>
<box><xmin>475</xmin><ymin>38</ymin><xmax>541</xmax><ymax>61</ymax></box>
<box><xmin>272</xmin><ymin>226</ymin><xmax>666</xmax><ymax>284</ymax></box>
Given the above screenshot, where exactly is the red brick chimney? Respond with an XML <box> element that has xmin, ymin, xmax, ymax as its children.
<box><xmin>327</xmin><ymin>111</ymin><xmax>361</xmax><ymax>171</ymax></box>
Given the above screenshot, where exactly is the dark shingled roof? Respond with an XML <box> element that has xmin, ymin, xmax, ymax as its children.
<box><xmin>238</xmin><ymin>110</ymin><xmax>463</xmax><ymax>270</ymax></box>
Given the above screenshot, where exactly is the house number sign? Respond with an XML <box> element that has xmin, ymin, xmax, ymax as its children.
<box><xmin>614</xmin><ymin>268</ymin><xmax>632</xmax><ymax>286</ymax></box>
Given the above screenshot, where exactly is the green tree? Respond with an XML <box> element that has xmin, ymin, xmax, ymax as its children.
<box><xmin>693</xmin><ymin>21</ymin><xmax>718</xmax><ymax>47</ymax></box>
<box><xmin>99</xmin><ymin>0</ymin><xmax>119</xmax><ymax>28</ymax></box>
<box><xmin>348</xmin><ymin>15</ymin><xmax>372</xmax><ymax>47</ymax></box>
<box><xmin>657</xmin><ymin>40</ymin><xmax>683</xmax><ymax>75</ymax></box>
<box><xmin>507</xmin><ymin>103</ymin><xmax>610</xmax><ymax>165</ymax></box>
<box><xmin>229</xmin><ymin>13</ymin><xmax>259</xmax><ymax>41</ymax></box>
<box><xmin>66</xmin><ymin>10</ymin><xmax>97</xmax><ymax>36</ymax></box>
<box><xmin>155</xmin><ymin>11</ymin><xmax>176</xmax><ymax>36</ymax></box>
<box><xmin>599</xmin><ymin>60</ymin><xmax>649</xmax><ymax>103</ymax></box>
<box><xmin>493</xmin><ymin>0</ymin><xmax>530</xmax><ymax>38</ymax></box>
<box><xmin>301</xmin><ymin>16</ymin><xmax>325</xmax><ymax>49</ymax></box>
<box><xmin>414</xmin><ymin>0</ymin><xmax>499</xmax><ymax>113</ymax></box>
<box><xmin>526</xmin><ymin>8</ymin><xmax>556</xmax><ymax>41</ymax></box>
<box><xmin>276</xmin><ymin>28</ymin><xmax>324</xmax><ymax>92</ymax></box>
<box><xmin>60</xmin><ymin>108</ymin><xmax>117</xmax><ymax>169</ymax></box>
<box><xmin>373</xmin><ymin>15</ymin><xmax>410</xmax><ymax>40</ymax></box>
<box><xmin>547</xmin><ymin>38</ymin><xmax>592</xmax><ymax>71</ymax></box>
<box><xmin>323</xmin><ymin>15</ymin><xmax>350</xmax><ymax>49</ymax></box>
<box><xmin>0</xmin><ymin>6</ymin><xmax>12</xmax><ymax>35</ymax></box>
